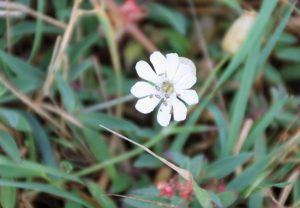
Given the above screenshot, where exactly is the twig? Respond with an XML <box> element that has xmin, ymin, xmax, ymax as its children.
<box><xmin>41</xmin><ymin>0</ymin><xmax>82</xmax><ymax>97</ymax></box>
<box><xmin>234</xmin><ymin>119</ymin><xmax>253</xmax><ymax>175</ymax></box>
<box><xmin>265</xmin><ymin>189</ymin><xmax>285</xmax><ymax>208</ymax></box>
<box><xmin>99</xmin><ymin>125</ymin><xmax>192</xmax><ymax>181</ymax></box>
<box><xmin>233</xmin><ymin>119</ymin><xmax>253</xmax><ymax>155</ymax></box>
<box><xmin>0</xmin><ymin>72</ymin><xmax>68</xmax><ymax>136</ymax></box>
<box><xmin>279</xmin><ymin>169</ymin><xmax>300</xmax><ymax>206</ymax></box>
<box><xmin>39</xmin><ymin>36</ymin><xmax>61</xmax><ymax>100</ymax></box>
<box><xmin>0</xmin><ymin>10</ymin><xmax>23</xmax><ymax>17</ymax></box>
<box><xmin>0</xmin><ymin>1</ymin><xmax>67</xmax><ymax>29</ymax></box>
<box><xmin>40</xmin><ymin>103</ymin><xmax>83</xmax><ymax>128</ymax></box>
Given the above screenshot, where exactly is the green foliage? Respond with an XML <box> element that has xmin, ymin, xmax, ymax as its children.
<box><xmin>0</xmin><ymin>0</ymin><xmax>299</xmax><ymax>207</ymax></box>
<box><xmin>0</xmin><ymin>130</ymin><xmax>21</xmax><ymax>162</ymax></box>
<box><xmin>148</xmin><ymin>3</ymin><xmax>188</xmax><ymax>35</ymax></box>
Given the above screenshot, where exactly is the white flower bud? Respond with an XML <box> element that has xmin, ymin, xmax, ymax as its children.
<box><xmin>222</xmin><ymin>11</ymin><xmax>257</xmax><ymax>55</ymax></box>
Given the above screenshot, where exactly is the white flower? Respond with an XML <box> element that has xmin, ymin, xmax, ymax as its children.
<box><xmin>131</xmin><ymin>51</ymin><xmax>199</xmax><ymax>126</ymax></box>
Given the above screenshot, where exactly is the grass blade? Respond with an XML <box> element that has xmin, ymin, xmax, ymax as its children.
<box><xmin>0</xmin><ymin>129</ymin><xmax>21</xmax><ymax>162</ymax></box>
<box><xmin>223</xmin><ymin>45</ymin><xmax>259</xmax><ymax>156</ymax></box>
<box><xmin>28</xmin><ymin>0</ymin><xmax>45</xmax><ymax>62</ymax></box>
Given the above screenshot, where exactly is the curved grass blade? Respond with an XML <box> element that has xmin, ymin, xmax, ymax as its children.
<box><xmin>0</xmin><ymin>129</ymin><xmax>21</xmax><ymax>162</ymax></box>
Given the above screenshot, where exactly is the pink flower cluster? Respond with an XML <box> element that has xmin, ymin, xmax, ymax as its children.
<box><xmin>119</xmin><ymin>0</ymin><xmax>144</xmax><ymax>25</ymax></box>
<box><xmin>156</xmin><ymin>176</ymin><xmax>193</xmax><ymax>200</ymax></box>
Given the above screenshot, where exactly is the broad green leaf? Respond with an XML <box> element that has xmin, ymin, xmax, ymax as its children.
<box><xmin>166</xmin><ymin>152</ymin><xmax>203</xmax><ymax>179</ymax></box>
<box><xmin>149</xmin><ymin>3</ymin><xmax>187</xmax><ymax>35</ymax></box>
<box><xmin>69</xmin><ymin>60</ymin><xmax>93</xmax><ymax>81</ymax></box>
<box><xmin>276</xmin><ymin>47</ymin><xmax>300</xmax><ymax>62</ymax></box>
<box><xmin>217</xmin><ymin>191</ymin><xmax>238</xmax><ymax>207</ymax></box>
<box><xmin>189</xmin><ymin>155</ymin><xmax>204</xmax><ymax>179</ymax></box>
<box><xmin>264</xmin><ymin>65</ymin><xmax>283</xmax><ymax>85</ymax></box>
<box><xmin>280</xmin><ymin>64</ymin><xmax>300</xmax><ymax>81</ymax></box>
<box><xmin>52</xmin><ymin>0</ymin><xmax>68</xmax><ymax>21</ymax></box>
<box><xmin>0</xmin><ymin>50</ymin><xmax>44</xmax><ymax>83</ymax></box>
<box><xmin>69</xmin><ymin>32</ymin><xmax>101</xmax><ymax>63</ymax></box>
<box><xmin>277</xmin><ymin>32</ymin><xmax>298</xmax><ymax>44</ymax></box>
<box><xmin>163</xmin><ymin>30</ymin><xmax>191</xmax><ymax>54</ymax></box>
<box><xmin>209</xmin><ymin>192</ymin><xmax>223</xmax><ymax>208</ymax></box>
<box><xmin>110</xmin><ymin>173</ymin><xmax>131</xmax><ymax>193</ymax></box>
<box><xmin>134</xmin><ymin>154</ymin><xmax>162</xmax><ymax>168</ymax></box>
<box><xmin>206</xmin><ymin>153</ymin><xmax>253</xmax><ymax>179</ymax></box>
<box><xmin>25</xmin><ymin>114</ymin><xmax>57</xmax><ymax>167</ymax></box>
<box><xmin>0</xmin><ymin>186</ymin><xmax>16</xmax><ymax>208</ymax></box>
<box><xmin>208</xmin><ymin>104</ymin><xmax>227</xmax><ymax>155</ymax></box>
<box><xmin>249</xmin><ymin>192</ymin><xmax>263</xmax><ymax>208</ymax></box>
<box><xmin>0</xmin><ymin>108</ymin><xmax>31</xmax><ymax>132</ymax></box>
<box><xmin>193</xmin><ymin>180</ymin><xmax>213</xmax><ymax>208</ymax></box>
<box><xmin>55</xmin><ymin>73</ymin><xmax>77</xmax><ymax>112</ymax></box>
<box><xmin>0</xmin><ymin>130</ymin><xmax>21</xmax><ymax>162</ymax></box>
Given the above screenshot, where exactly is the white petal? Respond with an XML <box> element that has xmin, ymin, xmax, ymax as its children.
<box><xmin>136</xmin><ymin>60</ymin><xmax>160</xmax><ymax>84</ymax></box>
<box><xmin>166</xmin><ymin>53</ymin><xmax>180</xmax><ymax>80</ymax></box>
<box><xmin>172</xmin><ymin>64</ymin><xmax>192</xmax><ymax>83</ymax></box>
<box><xmin>157</xmin><ymin>102</ymin><xmax>172</xmax><ymax>126</ymax></box>
<box><xmin>150</xmin><ymin>51</ymin><xmax>166</xmax><ymax>75</ymax></box>
<box><xmin>171</xmin><ymin>97</ymin><xmax>187</xmax><ymax>121</ymax></box>
<box><xmin>135</xmin><ymin>96</ymin><xmax>161</xmax><ymax>114</ymax></box>
<box><xmin>131</xmin><ymin>81</ymin><xmax>156</xmax><ymax>98</ymax></box>
<box><xmin>174</xmin><ymin>72</ymin><xmax>197</xmax><ymax>90</ymax></box>
<box><xmin>177</xmin><ymin>89</ymin><xmax>199</xmax><ymax>105</ymax></box>
<box><xmin>179</xmin><ymin>57</ymin><xmax>196</xmax><ymax>75</ymax></box>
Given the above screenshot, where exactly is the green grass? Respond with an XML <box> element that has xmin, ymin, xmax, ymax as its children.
<box><xmin>0</xmin><ymin>0</ymin><xmax>299</xmax><ymax>208</ymax></box>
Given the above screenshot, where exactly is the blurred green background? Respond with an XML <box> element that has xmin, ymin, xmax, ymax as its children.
<box><xmin>0</xmin><ymin>0</ymin><xmax>300</xmax><ymax>207</ymax></box>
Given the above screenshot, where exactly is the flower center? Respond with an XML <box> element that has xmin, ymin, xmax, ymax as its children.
<box><xmin>161</xmin><ymin>81</ymin><xmax>174</xmax><ymax>94</ymax></box>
